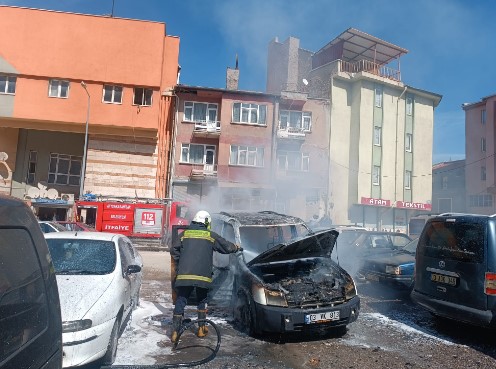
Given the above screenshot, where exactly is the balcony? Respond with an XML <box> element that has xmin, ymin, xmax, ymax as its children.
<box><xmin>192</xmin><ymin>121</ymin><xmax>221</xmax><ymax>138</ymax></box>
<box><xmin>277</xmin><ymin>127</ymin><xmax>306</xmax><ymax>140</ymax></box>
<box><xmin>340</xmin><ymin>59</ymin><xmax>401</xmax><ymax>82</ymax></box>
<box><xmin>190</xmin><ymin>164</ymin><xmax>218</xmax><ymax>181</ymax></box>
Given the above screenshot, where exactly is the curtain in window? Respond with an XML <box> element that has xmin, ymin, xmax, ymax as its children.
<box><xmin>230</xmin><ymin>146</ymin><xmax>238</xmax><ymax>165</ymax></box>
<box><xmin>259</xmin><ymin>105</ymin><xmax>266</xmax><ymax>124</ymax></box>
<box><xmin>233</xmin><ymin>103</ymin><xmax>241</xmax><ymax>122</ymax></box>
<box><xmin>289</xmin><ymin>112</ymin><xmax>302</xmax><ymax>129</ymax></box>
<box><xmin>190</xmin><ymin>145</ymin><xmax>204</xmax><ymax>164</ymax></box>
<box><xmin>257</xmin><ymin>148</ymin><xmax>264</xmax><ymax>166</ymax></box>
<box><xmin>194</xmin><ymin>103</ymin><xmax>207</xmax><ymax>122</ymax></box>
<box><xmin>181</xmin><ymin>145</ymin><xmax>189</xmax><ymax>162</ymax></box>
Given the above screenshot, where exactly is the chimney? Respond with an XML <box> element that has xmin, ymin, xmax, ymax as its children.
<box><xmin>226</xmin><ymin>54</ymin><xmax>239</xmax><ymax>90</ymax></box>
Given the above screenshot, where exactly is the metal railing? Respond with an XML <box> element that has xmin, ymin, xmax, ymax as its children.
<box><xmin>190</xmin><ymin>164</ymin><xmax>218</xmax><ymax>178</ymax></box>
<box><xmin>340</xmin><ymin>59</ymin><xmax>401</xmax><ymax>82</ymax></box>
<box><xmin>277</xmin><ymin>126</ymin><xmax>306</xmax><ymax>139</ymax></box>
<box><xmin>193</xmin><ymin>120</ymin><xmax>221</xmax><ymax>133</ymax></box>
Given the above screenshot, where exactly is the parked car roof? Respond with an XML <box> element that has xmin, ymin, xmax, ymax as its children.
<box><xmin>216</xmin><ymin>210</ymin><xmax>307</xmax><ymax>226</ymax></box>
<box><xmin>44</xmin><ymin>231</ymin><xmax>118</xmax><ymax>241</ymax></box>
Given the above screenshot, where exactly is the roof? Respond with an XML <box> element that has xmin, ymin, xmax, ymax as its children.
<box><xmin>316</xmin><ymin>28</ymin><xmax>408</xmax><ymax>66</ymax></box>
<box><xmin>214</xmin><ymin>211</ymin><xmax>305</xmax><ymax>226</ymax></box>
<box><xmin>432</xmin><ymin>159</ymin><xmax>465</xmax><ymax>171</ymax></box>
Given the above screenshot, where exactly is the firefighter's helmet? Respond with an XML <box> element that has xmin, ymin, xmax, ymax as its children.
<box><xmin>193</xmin><ymin>210</ymin><xmax>211</xmax><ymax>228</ymax></box>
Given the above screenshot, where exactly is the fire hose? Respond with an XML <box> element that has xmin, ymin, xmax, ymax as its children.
<box><xmin>101</xmin><ymin>318</ymin><xmax>221</xmax><ymax>369</ymax></box>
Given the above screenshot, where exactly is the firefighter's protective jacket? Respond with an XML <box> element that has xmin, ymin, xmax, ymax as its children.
<box><xmin>171</xmin><ymin>222</ymin><xmax>238</xmax><ymax>289</ymax></box>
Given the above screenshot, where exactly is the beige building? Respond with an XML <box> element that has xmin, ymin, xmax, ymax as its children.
<box><xmin>267</xmin><ymin>29</ymin><xmax>442</xmax><ymax>231</ymax></box>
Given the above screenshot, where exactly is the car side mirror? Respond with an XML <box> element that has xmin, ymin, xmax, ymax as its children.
<box><xmin>126</xmin><ymin>264</ymin><xmax>142</xmax><ymax>275</ymax></box>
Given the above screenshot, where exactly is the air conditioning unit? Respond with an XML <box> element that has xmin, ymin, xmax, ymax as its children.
<box><xmin>61</xmin><ymin>193</ymin><xmax>75</xmax><ymax>202</ymax></box>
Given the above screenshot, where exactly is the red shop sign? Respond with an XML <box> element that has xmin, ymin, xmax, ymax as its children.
<box><xmin>141</xmin><ymin>212</ymin><xmax>156</xmax><ymax>226</ymax></box>
<box><xmin>395</xmin><ymin>201</ymin><xmax>432</xmax><ymax>211</ymax></box>
<box><xmin>361</xmin><ymin>197</ymin><xmax>391</xmax><ymax>207</ymax></box>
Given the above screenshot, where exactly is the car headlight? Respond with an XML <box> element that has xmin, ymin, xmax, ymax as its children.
<box><xmin>251</xmin><ymin>285</ymin><xmax>288</xmax><ymax>307</ymax></box>
<box><xmin>345</xmin><ymin>279</ymin><xmax>357</xmax><ymax>300</ymax></box>
<box><xmin>62</xmin><ymin>319</ymin><xmax>92</xmax><ymax>333</ymax></box>
<box><xmin>386</xmin><ymin>265</ymin><xmax>401</xmax><ymax>275</ymax></box>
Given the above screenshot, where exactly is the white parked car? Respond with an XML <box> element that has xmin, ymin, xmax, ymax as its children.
<box><xmin>38</xmin><ymin>220</ymin><xmax>68</xmax><ymax>233</ymax></box>
<box><xmin>44</xmin><ymin>232</ymin><xmax>143</xmax><ymax>367</ymax></box>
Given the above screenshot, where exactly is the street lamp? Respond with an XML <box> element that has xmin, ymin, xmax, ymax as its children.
<box><xmin>80</xmin><ymin>81</ymin><xmax>90</xmax><ymax>199</ymax></box>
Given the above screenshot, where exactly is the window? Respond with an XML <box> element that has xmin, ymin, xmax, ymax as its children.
<box><xmin>48</xmin><ymin>153</ymin><xmax>82</xmax><ymax>186</ymax></box>
<box><xmin>406</xmin><ymin>97</ymin><xmax>413</xmax><ymax>116</ymax></box>
<box><xmin>229</xmin><ymin>145</ymin><xmax>264</xmax><ymax>167</ymax></box>
<box><xmin>405</xmin><ymin>170</ymin><xmax>412</xmax><ymax>189</ymax></box>
<box><xmin>372</xmin><ymin>166</ymin><xmax>381</xmax><ymax>185</ymax></box>
<box><xmin>482</xmin><ymin>109</ymin><xmax>486</xmax><ymax>124</ymax></box>
<box><xmin>48</xmin><ymin>79</ymin><xmax>69</xmax><ymax>98</ymax></box>
<box><xmin>26</xmin><ymin>151</ymin><xmax>37</xmax><ymax>185</ymax></box>
<box><xmin>279</xmin><ymin>110</ymin><xmax>312</xmax><ymax>131</ymax></box>
<box><xmin>373</xmin><ymin>126</ymin><xmax>382</xmax><ymax>146</ymax></box>
<box><xmin>133</xmin><ymin>87</ymin><xmax>152</xmax><ymax>106</ymax></box>
<box><xmin>469</xmin><ymin>194</ymin><xmax>493</xmax><ymax>207</ymax></box>
<box><xmin>232</xmin><ymin>103</ymin><xmax>267</xmax><ymax>125</ymax></box>
<box><xmin>180</xmin><ymin>144</ymin><xmax>215</xmax><ymax>164</ymax></box>
<box><xmin>103</xmin><ymin>85</ymin><xmax>123</xmax><ymax>104</ymax></box>
<box><xmin>374</xmin><ymin>85</ymin><xmax>383</xmax><ymax>108</ymax></box>
<box><xmin>277</xmin><ymin>151</ymin><xmax>309</xmax><ymax>171</ymax></box>
<box><xmin>481</xmin><ymin>137</ymin><xmax>486</xmax><ymax>152</ymax></box>
<box><xmin>405</xmin><ymin>133</ymin><xmax>413</xmax><ymax>152</ymax></box>
<box><xmin>184</xmin><ymin>102</ymin><xmax>218</xmax><ymax>123</ymax></box>
<box><xmin>0</xmin><ymin>75</ymin><xmax>16</xmax><ymax>94</ymax></box>
<box><xmin>442</xmin><ymin>176</ymin><xmax>448</xmax><ymax>190</ymax></box>
<box><xmin>482</xmin><ymin>166</ymin><xmax>487</xmax><ymax>181</ymax></box>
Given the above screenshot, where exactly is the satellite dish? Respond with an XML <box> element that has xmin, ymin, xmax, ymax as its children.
<box><xmin>0</xmin><ymin>152</ymin><xmax>8</xmax><ymax>161</ymax></box>
<box><xmin>302</xmin><ymin>79</ymin><xmax>309</xmax><ymax>86</ymax></box>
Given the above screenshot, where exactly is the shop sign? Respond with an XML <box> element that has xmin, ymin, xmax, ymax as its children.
<box><xmin>360</xmin><ymin>197</ymin><xmax>391</xmax><ymax>207</ymax></box>
<box><xmin>395</xmin><ymin>201</ymin><xmax>432</xmax><ymax>211</ymax></box>
<box><xmin>105</xmin><ymin>203</ymin><xmax>133</xmax><ymax>210</ymax></box>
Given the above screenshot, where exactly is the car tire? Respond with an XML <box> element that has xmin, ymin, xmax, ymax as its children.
<box><xmin>102</xmin><ymin>317</ymin><xmax>120</xmax><ymax>365</ymax></box>
<box><xmin>236</xmin><ymin>290</ymin><xmax>257</xmax><ymax>336</ymax></box>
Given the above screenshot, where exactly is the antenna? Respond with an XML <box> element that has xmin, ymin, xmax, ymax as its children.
<box><xmin>235</xmin><ymin>54</ymin><xmax>238</xmax><ymax>70</ymax></box>
<box><xmin>111</xmin><ymin>0</ymin><xmax>115</xmax><ymax>17</ymax></box>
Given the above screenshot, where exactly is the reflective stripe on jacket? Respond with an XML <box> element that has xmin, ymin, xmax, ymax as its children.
<box><xmin>172</xmin><ymin>222</ymin><xmax>238</xmax><ymax>289</ymax></box>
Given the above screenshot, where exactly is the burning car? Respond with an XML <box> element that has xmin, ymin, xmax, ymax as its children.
<box><xmin>210</xmin><ymin>211</ymin><xmax>360</xmax><ymax>335</ymax></box>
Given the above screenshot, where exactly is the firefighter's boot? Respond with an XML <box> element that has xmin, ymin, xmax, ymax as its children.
<box><xmin>170</xmin><ymin>314</ymin><xmax>183</xmax><ymax>343</ymax></box>
<box><xmin>197</xmin><ymin>309</ymin><xmax>208</xmax><ymax>338</ymax></box>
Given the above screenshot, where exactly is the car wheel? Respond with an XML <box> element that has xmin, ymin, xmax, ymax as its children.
<box><xmin>236</xmin><ymin>290</ymin><xmax>257</xmax><ymax>336</ymax></box>
<box><xmin>102</xmin><ymin>317</ymin><xmax>120</xmax><ymax>365</ymax></box>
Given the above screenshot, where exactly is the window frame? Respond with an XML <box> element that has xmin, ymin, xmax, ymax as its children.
<box><xmin>277</xmin><ymin>150</ymin><xmax>310</xmax><ymax>172</ymax></box>
<box><xmin>184</xmin><ymin>101</ymin><xmax>218</xmax><ymax>123</ymax></box>
<box><xmin>405</xmin><ymin>170</ymin><xmax>412</xmax><ymax>189</ymax></box>
<box><xmin>406</xmin><ymin>97</ymin><xmax>413</xmax><ymax>116</ymax></box>
<box><xmin>102</xmin><ymin>85</ymin><xmax>123</xmax><ymax>104</ymax></box>
<box><xmin>229</xmin><ymin>145</ymin><xmax>265</xmax><ymax>167</ymax></box>
<box><xmin>133</xmin><ymin>87</ymin><xmax>153</xmax><ymax>106</ymax></box>
<box><xmin>279</xmin><ymin>110</ymin><xmax>312</xmax><ymax>132</ymax></box>
<box><xmin>373</xmin><ymin>126</ymin><xmax>382</xmax><ymax>146</ymax></box>
<box><xmin>26</xmin><ymin>150</ymin><xmax>38</xmax><ymax>185</ymax></box>
<box><xmin>0</xmin><ymin>74</ymin><xmax>17</xmax><ymax>95</ymax></box>
<box><xmin>372</xmin><ymin>166</ymin><xmax>381</xmax><ymax>185</ymax></box>
<box><xmin>48</xmin><ymin>79</ymin><xmax>70</xmax><ymax>98</ymax></box>
<box><xmin>47</xmin><ymin>153</ymin><xmax>82</xmax><ymax>186</ymax></box>
<box><xmin>232</xmin><ymin>102</ymin><xmax>267</xmax><ymax>125</ymax></box>
<box><xmin>482</xmin><ymin>166</ymin><xmax>487</xmax><ymax>181</ymax></box>
<box><xmin>374</xmin><ymin>85</ymin><xmax>383</xmax><ymax>108</ymax></box>
<box><xmin>405</xmin><ymin>133</ymin><xmax>413</xmax><ymax>152</ymax></box>
<box><xmin>482</xmin><ymin>109</ymin><xmax>486</xmax><ymax>125</ymax></box>
<box><xmin>180</xmin><ymin>143</ymin><xmax>216</xmax><ymax>164</ymax></box>
<box><xmin>481</xmin><ymin>137</ymin><xmax>487</xmax><ymax>152</ymax></box>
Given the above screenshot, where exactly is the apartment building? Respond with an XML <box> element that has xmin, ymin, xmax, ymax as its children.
<box><xmin>267</xmin><ymin>29</ymin><xmax>442</xmax><ymax>231</ymax></box>
<box><xmin>0</xmin><ymin>6</ymin><xmax>179</xmax><ymax>220</ymax></box>
<box><xmin>170</xmin><ymin>67</ymin><xmax>329</xmax><ymax>221</ymax></box>
<box><xmin>463</xmin><ymin>95</ymin><xmax>496</xmax><ymax>214</ymax></box>
<box><xmin>431</xmin><ymin>160</ymin><xmax>466</xmax><ymax>213</ymax></box>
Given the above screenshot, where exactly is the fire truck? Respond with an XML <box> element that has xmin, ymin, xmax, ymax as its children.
<box><xmin>74</xmin><ymin>196</ymin><xmax>190</xmax><ymax>246</ymax></box>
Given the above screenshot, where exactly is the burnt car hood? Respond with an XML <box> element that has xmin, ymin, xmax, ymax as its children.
<box><xmin>247</xmin><ymin>229</ymin><xmax>339</xmax><ymax>266</ymax></box>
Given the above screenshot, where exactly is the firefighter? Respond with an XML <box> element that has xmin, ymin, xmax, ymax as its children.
<box><xmin>169</xmin><ymin>210</ymin><xmax>240</xmax><ymax>343</ymax></box>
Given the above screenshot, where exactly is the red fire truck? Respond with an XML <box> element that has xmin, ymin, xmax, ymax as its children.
<box><xmin>74</xmin><ymin>197</ymin><xmax>190</xmax><ymax>244</ymax></box>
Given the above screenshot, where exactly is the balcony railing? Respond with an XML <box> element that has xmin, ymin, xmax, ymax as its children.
<box><xmin>340</xmin><ymin>59</ymin><xmax>401</xmax><ymax>82</ymax></box>
<box><xmin>190</xmin><ymin>164</ymin><xmax>218</xmax><ymax>180</ymax></box>
<box><xmin>277</xmin><ymin>126</ymin><xmax>306</xmax><ymax>140</ymax></box>
<box><xmin>193</xmin><ymin>120</ymin><xmax>221</xmax><ymax>136</ymax></box>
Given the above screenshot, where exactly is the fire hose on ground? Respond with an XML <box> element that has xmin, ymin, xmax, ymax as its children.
<box><xmin>101</xmin><ymin>318</ymin><xmax>222</xmax><ymax>369</ymax></box>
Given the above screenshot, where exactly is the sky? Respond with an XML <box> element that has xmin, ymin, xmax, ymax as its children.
<box><xmin>3</xmin><ymin>0</ymin><xmax>496</xmax><ymax>164</ymax></box>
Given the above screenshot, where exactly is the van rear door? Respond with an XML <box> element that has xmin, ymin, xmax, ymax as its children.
<box><xmin>415</xmin><ymin>217</ymin><xmax>487</xmax><ymax>311</ymax></box>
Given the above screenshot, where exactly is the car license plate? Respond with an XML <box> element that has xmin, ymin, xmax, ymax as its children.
<box><xmin>305</xmin><ymin>311</ymin><xmax>340</xmax><ymax>324</ymax></box>
<box><xmin>431</xmin><ymin>273</ymin><xmax>457</xmax><ymax>286</ymax></box>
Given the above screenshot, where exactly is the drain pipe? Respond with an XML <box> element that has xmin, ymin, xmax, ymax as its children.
<box><xmin>394</xmin><ymin>86</ymin><xmax>408</xmax><ymax>225</ymax></box>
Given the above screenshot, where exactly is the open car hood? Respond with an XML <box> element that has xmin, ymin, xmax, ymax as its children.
<box><xmin>247</xmin><ymin>229</ymin><xmax>339</xmax><ymax>266</ymax></box>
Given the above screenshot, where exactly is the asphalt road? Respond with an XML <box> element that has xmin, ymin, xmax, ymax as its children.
<box><xmin>89</xmin><ymin>251</ymin><xmax>496</xmax><ymax>369</ymax></box>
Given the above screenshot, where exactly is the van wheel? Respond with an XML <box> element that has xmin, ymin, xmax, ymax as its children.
<box><xmin>236</xmin><ymin>291</ymin><xmax>257</xmax><ymax>336</ymax></box>
<box><xmin>102</xmin><ymin>317</ymin><xmax>120</xmax><ymax>365</ymax></box>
